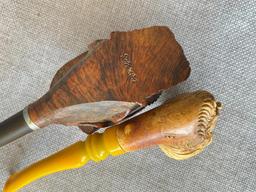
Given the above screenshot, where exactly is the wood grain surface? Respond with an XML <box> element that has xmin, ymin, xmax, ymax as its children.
<box><xmin>116</xmin><ymin>90</ymin><xmax>222</xmax><ymax>160</ymax></box>
<box><xmin>28</xmin><ymin>26</ymin><xmax>191</xmax><ymax>132</ymax></box>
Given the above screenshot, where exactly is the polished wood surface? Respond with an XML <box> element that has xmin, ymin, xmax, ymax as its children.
<box><xmin>28</xmin><ymin>26</ymin><xmax>191</xmax><ymax>133</ymax></box>
<box><xmin>117</xmin><ymin>90</ymin><xmax>222</xmax><ymax>160</ymax></box>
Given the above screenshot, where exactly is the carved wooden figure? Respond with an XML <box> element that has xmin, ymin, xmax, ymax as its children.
<box><xmin>4</xmin><ymin>90</ymin><xmax>222</xmax><ymax>191</ymax></box>
<box><xmin>0</xmin><ymin>26</ymin><xmax>190</xmax><ymax>147</ymax></box>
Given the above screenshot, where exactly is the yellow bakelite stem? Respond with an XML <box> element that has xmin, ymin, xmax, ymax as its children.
<box><xmin>4</xmin><ymin>126</ymin><xmax>124</xmax><ymax>192</ymax></box>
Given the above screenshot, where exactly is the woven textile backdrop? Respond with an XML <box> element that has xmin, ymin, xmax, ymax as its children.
<box><xmin>0</xmin><ymin>1</ymin><xmax>255</xmax><ymax>191</ymax></box>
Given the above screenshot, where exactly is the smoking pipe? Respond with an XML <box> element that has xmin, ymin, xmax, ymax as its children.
<box><xmin>4</xmin><ymin>90</ymin><xmax>222</xmax><ymax>192</ymax></box>
<box><xmin>0</xmin><ymin>26</ymin><xmax>190</xmax><ymax>147</ymax></box>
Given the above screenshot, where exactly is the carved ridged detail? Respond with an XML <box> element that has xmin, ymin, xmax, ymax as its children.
<box><xmin>157</xmin><ymin>91</ymin><xmax>222</xmax><ymax>160</ymax></box>
<box><xmin>196</xmin><ymin>91</ymin><xmax>222</xmax><ymax>138</ymax></box>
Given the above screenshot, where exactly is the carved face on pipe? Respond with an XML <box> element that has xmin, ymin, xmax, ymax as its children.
<box><xmin>116</xmin><ymin>90</ymin><xmax>222</xmax><ymax>160</ymax></box>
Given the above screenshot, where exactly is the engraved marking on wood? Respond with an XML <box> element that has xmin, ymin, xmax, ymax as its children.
<box><xmin>120</xmin><ymin>53</ymin><xmax>137</xmax><ymax>82</ymax></box>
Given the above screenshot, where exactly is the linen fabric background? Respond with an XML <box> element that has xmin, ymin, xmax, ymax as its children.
<box><xmin>0</xmin><ymin>0</ymin><xmax>255</xmax><ymax>191</ymax></box>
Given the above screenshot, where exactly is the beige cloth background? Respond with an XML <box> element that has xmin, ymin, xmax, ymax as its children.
<box><xmin>0</xmin><ymin>0</ymin><xmax>255</xmax><ymax>191</ymax></box>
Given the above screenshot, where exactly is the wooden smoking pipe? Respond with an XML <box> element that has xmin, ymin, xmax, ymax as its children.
<box><xmin>0</xmin><ymin>26</ymin><xmax>190</xmax><ymax>147</ymax></box>
<box><xmin>4</xmin><ymin>90</ymin><xmax>222</xmax><ymax>192</ymax></box>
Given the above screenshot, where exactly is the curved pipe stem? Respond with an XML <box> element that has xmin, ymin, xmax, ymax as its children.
<box><xmin>4</xmin><ymin>127</ymin><xmax>124</xmax><ymax>192</ymax></box>
<box><xmin>4</xmin><ymin>142</ymin><xmax>89</xmax><ymax>192</ymax></box>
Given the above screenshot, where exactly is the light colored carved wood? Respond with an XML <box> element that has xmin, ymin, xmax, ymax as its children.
<box><xmin>117</xmin><ymin>90</ymin><xmax>222</xmax><ymax>160</ymax></box>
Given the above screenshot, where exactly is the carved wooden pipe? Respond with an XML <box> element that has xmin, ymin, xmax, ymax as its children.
<box><xmin>0</xmin><ymin>26</ymin><xmax>190</xmax><ymax>147</ymax></box>
<box><xmin>4</xmin><ymin>90</ymin><xmax>222</xmax><ymax>192</ymax></box>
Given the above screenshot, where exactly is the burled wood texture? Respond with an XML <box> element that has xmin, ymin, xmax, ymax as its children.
<box><xmin>116</xmin><ymin>90</ymin><xmax>222</xmax><ymax>160</ymax></box>
<box><xmin>28</xmin><ymin>26</ymin><xmax>190</xmax><ymax>132</ymax></box>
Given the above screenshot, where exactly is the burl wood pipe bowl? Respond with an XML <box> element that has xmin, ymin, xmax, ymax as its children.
<box><xmin>0</xmin><ymin>26</ymin><xmax>190</xmax><ymax>147</ymax></box>
<box><xmin>4</xmin><ymin>91</ymin><xmax>222</xmax><ymax>192</ymax></box>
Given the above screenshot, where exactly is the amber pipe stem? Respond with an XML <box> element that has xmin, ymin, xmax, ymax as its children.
<box><xmin>4</xmin><ymin>127</ymin><xmax>124</xmax><ymax>192</ymax></box>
